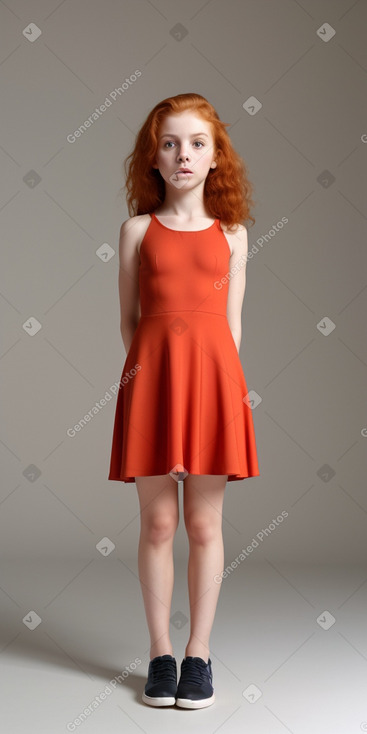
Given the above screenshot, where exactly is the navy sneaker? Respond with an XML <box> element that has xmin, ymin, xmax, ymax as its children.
<box><xmin>175</xmin><ymin>656</ymin><xmax>215</xmax><ymax>708</ymax></box>
<box><xmin>142</xmin><ymin>654</ymin><xmax>177</xmax><ymax>706</ymax></box>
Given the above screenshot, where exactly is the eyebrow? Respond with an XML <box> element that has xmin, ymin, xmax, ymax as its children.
<box><xmin>159</xmin><ymin>132</ymin><xmax>209</xmax><ymax>139</ymax></box>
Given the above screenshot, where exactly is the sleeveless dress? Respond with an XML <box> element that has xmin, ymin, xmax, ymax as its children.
<box><xmin>108</xmin><ymin>212</ymin><xmax>260</xmax><ymax>483</ymax></box>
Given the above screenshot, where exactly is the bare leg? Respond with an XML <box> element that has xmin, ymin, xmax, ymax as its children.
<box><xmin>183</xmin><ymin>474</ymin><xmax>227</xmax><ymax>663</ymax></box>
<box><xmin>135</xmin><ymin>474</ymin><xmax>179</xmax><ymax>660</ymax></box>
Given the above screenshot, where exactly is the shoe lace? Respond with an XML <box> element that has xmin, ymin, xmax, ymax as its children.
<box><xmin>150</xmin><ymin>658</ymin><xmax>176</xmax><ymax>683</ymax></box>
<box><xmin>180</xmin><ymin>658</ymin><xmax>208</xmax><ymax>685</ymax></box>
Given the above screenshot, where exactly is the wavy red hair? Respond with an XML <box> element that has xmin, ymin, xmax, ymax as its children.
<box><xmin>120</xmin><ymin>93</ymin><xmax>256</xmax><ymax>231</ymax></box>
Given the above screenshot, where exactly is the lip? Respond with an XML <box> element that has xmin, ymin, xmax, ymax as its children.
<box><xmin>175</xmin><ymin>169</ymin><xmax>193</xmax><ymax>174</ymax></box>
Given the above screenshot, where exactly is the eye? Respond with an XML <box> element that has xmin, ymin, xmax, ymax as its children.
<box><xmin>163</xmin><ymin>140</ymin><xmax>205</xmax><ymax>148</ymax></box>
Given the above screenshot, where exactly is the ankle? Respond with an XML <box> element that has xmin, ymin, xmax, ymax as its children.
<box><xmin>184</xmin><ymin>643</ymin><xmax>210</xmax><ymax>663</ymax></box>
<box><xmin>150</xmin><ymin>643</ymin><xmax>174</xmax><ymax>660</ymax></box>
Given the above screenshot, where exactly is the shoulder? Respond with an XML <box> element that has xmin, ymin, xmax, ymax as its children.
<box><xmin>219</xmin><ymin>221</ymin><xmax>248</xmax><ymax>258</ymax></box>
<box><xmin>119</xmin><ymin>214</ymin><xmax>152</xmax><ymax>257</ymax></box>
<box><xmin>119</xmin><ymin>213</ymin><xmax>151</xmax><ymax>238</ymax></box>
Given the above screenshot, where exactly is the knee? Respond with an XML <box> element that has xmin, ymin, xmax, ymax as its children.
<box><xmin>185</xmin><ymin>512</ymin><xmax>218</xmax><ymax>545</ymax></box>
<box><xmin>143</xmin><ymin>513</ymin><xmax>178</xmax><ymax>545</ymax></box>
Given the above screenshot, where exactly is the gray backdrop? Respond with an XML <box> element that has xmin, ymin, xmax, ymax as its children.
<box><xmin>1</xmin><ymin>2</ymin><xmax>367</xmax><ymax>731</ymax></box>
<box><xmin>0</xmin><ymin>0</ymin><xmax>367</xmax><ymax>734</ymax></box>
<box><xmin>2</xmin><ymin>0</ymin><xmax>366</xmax><ymax>564</ymax></box>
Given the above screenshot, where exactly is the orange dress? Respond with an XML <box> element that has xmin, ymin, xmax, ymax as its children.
<box><xmin>108</xmin><ymin>213</ymin><xmax>260</xmax><ymax>483</ymax></box>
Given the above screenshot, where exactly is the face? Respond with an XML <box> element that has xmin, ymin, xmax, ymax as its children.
<box><xmin>152</xmin><ymin>111</ymin><xmax>217</xmax><ymax>190</ymax></box>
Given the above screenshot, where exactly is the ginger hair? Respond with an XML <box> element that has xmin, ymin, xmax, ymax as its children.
<box><xmin>120</xmin><ymin>92</ymin><xmax>256</xmax><ymax>231</ymax></box>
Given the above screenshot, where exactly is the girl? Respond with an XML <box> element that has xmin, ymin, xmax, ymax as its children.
<box><xmin>108</xmin><ymin>93</ymin><xmax>260</xmax><ymax>709</ymax></box>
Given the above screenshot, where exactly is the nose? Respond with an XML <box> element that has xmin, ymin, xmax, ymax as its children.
<box><xmin>177</xmin><ymin>146</ymin><xmax>190</xmax><ymax>162</ymax></box>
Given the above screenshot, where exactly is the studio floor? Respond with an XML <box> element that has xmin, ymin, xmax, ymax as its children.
<box><xmin>1</xmin><ymin>558</ymin><xmax>366</xmax><ymax>734</ymax></box>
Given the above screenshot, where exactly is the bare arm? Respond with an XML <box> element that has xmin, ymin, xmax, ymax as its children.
<box><xmin>118</xmin><ymin>217</ymin><xmax>141</xmax><ymax>354</ymax></box>
<box><xmin>226</xmin><ymin>225</ymin><xmax>249</xmax><ymax>353</ymax></box>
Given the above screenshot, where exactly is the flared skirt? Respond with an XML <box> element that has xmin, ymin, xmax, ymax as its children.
<box><xmin>108</xmin><ymin>311</ymin><xmax>260</xmax><ymax>483</ymax></box>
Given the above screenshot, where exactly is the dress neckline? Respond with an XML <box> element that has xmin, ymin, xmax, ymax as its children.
<box><xmin>151</xmin><ymin>212</ymin><xmax>218</xmax><ymax>232</ymax></box>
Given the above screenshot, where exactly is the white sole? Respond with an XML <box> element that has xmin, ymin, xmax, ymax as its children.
<box><xmin>175</xmin><ymin>693</ymin><xmax>215</xmax><ymax>709</ymax></box>
<box><xmin>142</xmin><ymin>692</ymin><xmax>176</xmax><ymax>706</ymax></box>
